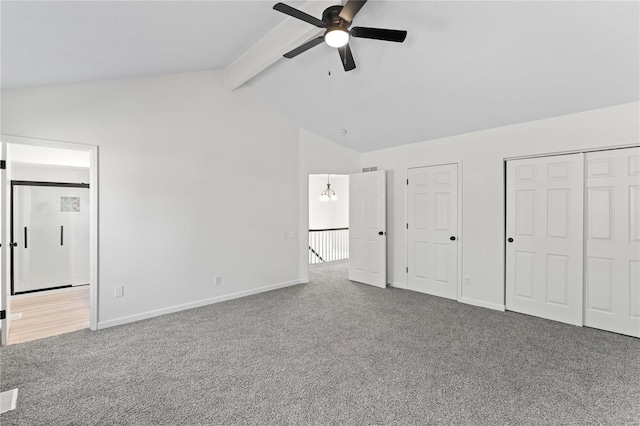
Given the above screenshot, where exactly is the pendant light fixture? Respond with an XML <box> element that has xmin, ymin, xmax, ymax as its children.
<box><xmin>319</xmin><ymin>174</ymin><xmax>337</xmax><ymax>201</ymax></box>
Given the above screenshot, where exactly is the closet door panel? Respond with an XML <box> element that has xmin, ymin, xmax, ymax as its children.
<box><xmin>506</xmin><ymin>154</ymin><xmax>584</xmax><ymax>326</ymax></box>
<box><xmin>585</xmin><ymin>147</ymin><xmax>640</xmax><ymax>337</ymax></box>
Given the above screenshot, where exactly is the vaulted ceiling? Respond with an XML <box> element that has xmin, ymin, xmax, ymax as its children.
<box><xmin>2</xmin><ymin>1</ymin><xmax>638</xmax><ymax>152</ymax></box>
<box><xmin>0</xmin><ymin>1</ymin><xmax>299</xmax><ymax>88</ymax></box>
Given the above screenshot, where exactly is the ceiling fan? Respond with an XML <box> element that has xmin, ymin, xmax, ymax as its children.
<box><xmin>273</xmin><ymin>0</ymin><xmax>407</xmax><ymax>72</ymax></box>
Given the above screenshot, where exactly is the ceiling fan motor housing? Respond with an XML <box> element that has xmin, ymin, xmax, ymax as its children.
<box><xmin>323</xmin><ymin>5</ymin><xmax>351</xmax><ymax>48</ymax></box>
<box><xmin>323</xmin><ymin>5</ymin><xmax>351</xmax><ymax>27</ymax></box>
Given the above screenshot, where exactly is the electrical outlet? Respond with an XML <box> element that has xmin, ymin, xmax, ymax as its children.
<box><xmin>114</xmin><ymin>286</ymin><xmax>125</xmax><ymax>298</ymax></box>
<box><xmin>464</xmin><ymin>276</ymin><xmax>471</xmax><ymax>286</ymax></box>
<box><xmin>290</xmin><ymin>231</ymin><xmax>297</xmax><ymax>239</ymax></box>
<box><xmin>215</xmin><ymin>275</ymin><xmax>222</xmax><ymax>286</ymax></box>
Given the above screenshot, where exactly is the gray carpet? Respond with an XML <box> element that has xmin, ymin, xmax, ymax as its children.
<box><xmin>1</xmin><ymin>260</ymin><xmax>639</xmax><ymax>425</ymax></box>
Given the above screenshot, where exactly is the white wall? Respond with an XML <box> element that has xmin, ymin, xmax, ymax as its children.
<box><xmin>308</xmin><ymin>174</ymin><xmax>349</xmax><ymax>230</ymax></box>
<box><xmin>298</xmin><ymin>129</ymin><xmax>360</xmax><ymax>281</ymax></box>
<box><xmin>8</xmin><ymin>144</ymin><xmax>89</xmax><ymax>167</ymax></box>
<box><xmin>361</xmin><ymin>102</ymin><xmax>639</xmax><ymax>310</ymax></box>
<box><xmin>3</xmin><ymin>69</ymin><xmax>634</xmax><ymax>327</ymax></box>
<box><xmin>1</xmin><ymin>70</ymin><xmax>306</xmax><ymax>328</ymax></box>
<box><xmin>10</xmin><ymin>162</ymin><xmax>89</xmax><ymax>183</ymax></box>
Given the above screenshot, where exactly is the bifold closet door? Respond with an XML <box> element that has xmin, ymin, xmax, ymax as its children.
<box><xmin>585</xmin><ymin>147</ymin><xmax>640</xmax><ymax>338</ymax></box>
<box><xmin>505</xmin><ymin>154</ymin><xmax>584</xmax><ymax>326</ymax></box>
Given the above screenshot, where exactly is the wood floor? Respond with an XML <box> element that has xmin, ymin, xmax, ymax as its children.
<box><xmin>8</xmin><ymin>286</ymin><xmax>90</xmax><ymax>345</ymax></box>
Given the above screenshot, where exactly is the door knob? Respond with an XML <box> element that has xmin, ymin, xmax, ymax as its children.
<box><xmin>507</xmin><ymin>238</ymin><xmax>514</xmax><ymax>243</ymax></box>
<box><xmin>10</xmin><ymin>242</ymin><xmax>17</xmax><ymax>247</ymax></box>
<box><xmin>378</xmin><ymin>231</ymin><xmax>384</xmax><ymax>235</ymax></box>
<box><xmin>450</xmin><ymin>236</ymin><xmax>456</xmax><ymax>241</ymax></box>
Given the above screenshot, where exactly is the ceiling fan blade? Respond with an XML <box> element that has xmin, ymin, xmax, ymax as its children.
<box><xmin>273</xmin><ymin>3</ymin><xmax>326</xmax><ymax>28</ymax></box>
<box><xmin>338</xmin><ymin>0</ymin><xmax>367</xmax><ymax>23</ymax></box>
<box><xmin>283</xmin><ymin>37</ymin><xmax>325</xmax><ymax>58</ymax></box>
<box><xmin>338</xmin><ymin>44</ymin><xmax>356</xmax><ymax>72</ymax></box>
<box><xmin>351</xmin><ymin>26</ymin><xmax>407</xmax><ymax>43</ymax></box>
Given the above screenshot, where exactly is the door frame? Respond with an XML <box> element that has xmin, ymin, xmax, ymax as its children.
<box><xmin>299</xmin><ymin>170</ymin><xmax>358</xmax><ymax>283</ymax></box>
<box><xmin>404</xmin><ymin>160</ymin><xmax>463</xmax><ymax>300</ymax></box>
<box><xmin>1</xmin><ymin>143</ymin><xmax>7</xmax><ymax>345</ymax></box>
<box><xmin>10</xmin><ymin>180</ymin><xmax>91</xmax><ymax>295</ymax></box>
<box><xmin>1</xmin><ymin>134</ymin><xmax>99</xmax><ymax>337</ymax></box>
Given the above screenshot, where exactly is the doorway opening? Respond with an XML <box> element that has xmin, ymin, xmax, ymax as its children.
<box><xmin>0</xmin><ymin>138</ymin><xmax>98</xmax><ymax>345</ymax></box>
<box><xmin>308</xmin><ymin>174</ymin><xmax>349</xmax><ymax>265</ymax></box>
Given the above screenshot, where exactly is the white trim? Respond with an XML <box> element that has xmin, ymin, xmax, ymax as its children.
<box><xmin>1</xmin><ymin>134</ymin><xmax>96</xmax><ymax>152</ymax></box>
<box><xmin>97</xmin><ymin>279</ymin><xmax>304</xmax><ymax>330</ymax></box>
<box><xmin>457</xmin><ymin>161</ymin><xmax>464</xmax><ymax>302</ymax></box>
<box><xmin>0</xmin><ymin>134</ymin><xmax>99</xmax><ymax>331</ymax></box>
<box><xmin>406</xmin><ymin>160</ymin><xmax>461</xmax><ymax>170</ymax></box>
<box><xmin>503</xmin><ymin>143</ymin><xmax>640</xmax><ymax>161</ymax></box>
<box><xmin>501</xmin><ymin>159</ymin><xmax>507</xmax><ymax>307</ymax></box>
<box><xmin>299</xmin><ymin>175</ymin><xmax>310</xmax><ymax>285</ymax></box>
<box><xmin>388</xmin><ymin>281</ymin><xmax>407</xmax><ymax>289</ymax></box>
<box><xmin>404</xmin><ymin>169</ymin><xmax>408</xmax><ymax>289</ymax></box>
<box><xmin>459</xmin><ymin>297</ymin><xmax>506</xmax><ymax>312</ymax></box>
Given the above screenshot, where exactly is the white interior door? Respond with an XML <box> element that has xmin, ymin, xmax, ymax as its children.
<box><xmin>506</xmin><ymin>154</ymin><xmax>584</xmax><ymax>326</ymax></box>
<box><xmin>407</xmin><ymin>164</ymin><xmax>458</xmax><ymax>299</ymax></box>
<box><xmin>585</xmin><ymin>147</ymin><xmax>640</xmax><ymax>337</ymax></box>
<box><xmin>349</xmin><ymin>170</ymin><xmax>386</xmax><ymax>288</ymax></box>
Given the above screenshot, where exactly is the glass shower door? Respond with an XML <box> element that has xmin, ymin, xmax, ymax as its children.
<box><xmin>12</xmin><ymin>183</ymin><xmax>89</xmax><ymax>294</ymax></box>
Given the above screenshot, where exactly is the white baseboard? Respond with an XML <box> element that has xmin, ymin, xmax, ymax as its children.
<box><xmin>458</xmin><ymin>297</ymin><xmax>506</xmax><ymax>312</ymax></box>
<box><xmin>97</xmin><ymin>279</ymin><xmax>304</xmax><ymax>330</ymax></box>
<box><xmin>387</xmin><ymin>281</ymin><xmax>407</xmax><ymax>289</ymax></box>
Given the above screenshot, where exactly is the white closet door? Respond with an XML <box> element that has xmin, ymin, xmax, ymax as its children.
<box><xmin>506</xmin><ymin>154</ymin><xmax>584</xmax><ymax>326</ymax></box>
<box><xmin>349</xmin><ymin>170</ymin><xmax>387</xmax><ymax>288</ymax></box>
<box><xmin>585</xmin><ymin>147</ymin><xmax>640</xmax><ymax>337</ymax></box>
<box><xmin>407</xmin><ymin>164</ymin><xmax>458</xmax><ymax>299</ymax></box>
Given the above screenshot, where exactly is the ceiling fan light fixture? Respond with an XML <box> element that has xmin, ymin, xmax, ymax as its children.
<box><xmin>324</xmin><ymin>27</ymin><xmax>349</xmax><ymax>48</ymax></box>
